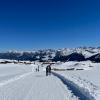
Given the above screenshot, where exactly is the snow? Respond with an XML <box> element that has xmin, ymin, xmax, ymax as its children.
<box><xmin>0</xmin><ymin>61</ymin><xmax>100</xmax><ymax>100</ymax></box>
<box><xmin>0</xmin><ymin>63</ymin><xmax>78</xmax><ymax>100</ymax></box>
<box><xmin>53</xmin><ymin>61</ymin><xmax>100</xmax><ymax>100</ymax></box>
<box><xmin>52</xmin><ymin>61</ymin><xmax>93</xmax><ymax>70</ymax></box>
<box><xmin>1</xmin><ymin>47</ymin><xmax>100</xmax><ymax>62</ymax></box>
<box><xmin>52</xmin><ymin>72</ymin><xmax>95</xmax><ymax>100</ymax></box>
<box><xmin>55</xmin><ymin>48</ymin><xmax>100</xmax><ymax>58</ymax></box>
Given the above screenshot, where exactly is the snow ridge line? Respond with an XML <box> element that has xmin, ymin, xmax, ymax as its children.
<box><xmin>0</xmin><ymin>72</ymin><xmax>33</xmax><ymax>87</ymax></box>
<box><xmin>52</xmin><ymin>72</ymin><xmax>95</xmax><ymax>100</ymax></box>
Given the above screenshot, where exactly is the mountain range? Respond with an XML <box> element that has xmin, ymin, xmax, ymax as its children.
<box><xmin>0</xmin><ymin>47</ymin><xmax>100</xmax><ymax>62</ymax></box>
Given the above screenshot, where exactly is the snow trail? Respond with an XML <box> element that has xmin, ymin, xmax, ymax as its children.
<box><xmin>52</xmin><ymin>72</ymin><xmax>95</xmax><ymax>100</ymax></box>
<box><xmin>0</xmin><ymin>72</ymin><xmax>33</xmax><ymax>87</ymax></box>
<box><xmin>0</xmin><ymin>72</ymin><xmax>77</xmax><ymax>100</ymax></box>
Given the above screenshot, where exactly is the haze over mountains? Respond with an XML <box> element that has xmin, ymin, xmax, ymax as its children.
<box><xmin>0</xmin><ymin>47</ymin><xmax>100</xmax><ymax>62</ymax></box>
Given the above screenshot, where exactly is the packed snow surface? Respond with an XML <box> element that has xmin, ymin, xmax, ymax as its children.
<box><xmin>0</xmin><ymin>63</ymin><xmax>78</xmax><ymax>100</ymax></box>
<box><xmin>0</xmin><ymin>61</ymin><xmax>100</xmax><ymax>100</ymax></box>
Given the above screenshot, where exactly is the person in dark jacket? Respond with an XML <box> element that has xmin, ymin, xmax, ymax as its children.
<box><xmin>37</xmin><ymin>65</ymin><xmax>39</xmax><ymax>72</ymax></box>
<box><xmin>48</xmin><ymin>65</ymin><xmax>51</xmax><ymax>75</ymax></box>
<box><xmin>46</xmin><ymin>64</ymin><xmax>51</xmax><ymax>76</ymax></box>
<box><xmin>46</xmin><ymin>66</ymin><xmax>49</xmax><ymax>76</ymax></box>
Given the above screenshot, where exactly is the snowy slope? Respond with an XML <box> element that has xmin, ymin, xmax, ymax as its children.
<box><xmin>0</xmin><ymin>62</ymin><xmax>100</xmax><ymax>100</ymax></box>
<box><xmin>54</xmin><ymin>62</ymin><xmax>100</xmax><ymax>100</ymax></box>
<box><xmin>0</xmin><ymin>63</ymin><xmax>78</xmax><ymax>100</ymax></box>
<box><xmin>52</xmin><ymin>61</ymin><xmax>92</xmax><ymax>70</ymax></box>
<box><xmin>0</xmin><ymin>63</ymin><xmax>33</xmax><ymax>82</ymax></box>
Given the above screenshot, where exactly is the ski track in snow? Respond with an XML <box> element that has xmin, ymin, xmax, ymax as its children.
<box><xmin>0</xmin><ymin>72</ymin><xmax>33</xmax><ymax>87</ymax></box>
<box><xmin>0</xmin><ymin>71</ymin><xmax>78</xmax><ymax>100</ymax></box>
<box><xmin>0</xmin><ymin>67</ymin><xmax>96</xmax><ymax>100</ymax></box>
<box><xmin>52</xmin><ymin>72</ymin><xmax>95</xmax><ymax>100</ymax></box>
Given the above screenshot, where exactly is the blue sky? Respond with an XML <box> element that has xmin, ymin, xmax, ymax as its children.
<box><xmin>0</xmin><ymin>0</ymin><xmax>100</xmax><ymax>51</ymax></box>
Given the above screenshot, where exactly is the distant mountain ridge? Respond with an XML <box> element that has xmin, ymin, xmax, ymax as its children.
<box><xmin>0</xmin><ymin>47</ymin><xmax>100</xmax><ymax>62</ymax></box>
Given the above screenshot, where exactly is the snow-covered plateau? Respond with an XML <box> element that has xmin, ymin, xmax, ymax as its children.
<box><xmin>0</xmin><ymin>60</ymin><xmax>100</xmax><ymax>100</ymax></box>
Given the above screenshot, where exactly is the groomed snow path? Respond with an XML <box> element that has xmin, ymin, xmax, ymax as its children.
<box><xmin>0</xmin><ymin>72</ymin><xmax>73</xmax><ymax>100</ymax></box>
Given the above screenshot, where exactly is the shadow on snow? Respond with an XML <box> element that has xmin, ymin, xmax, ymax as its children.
<box><xmin>52</xmin><ymin>72</ymin><xmax>95</xmax><ymax>100</ymax></box>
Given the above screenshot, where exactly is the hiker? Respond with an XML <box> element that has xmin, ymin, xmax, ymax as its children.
<box><xmin>46</xmin><ymin>64</ymin><xmax>51</xmax><ymax>76</ymax></box>
<box><xmin>35</xmin><ymin>68</ymin><xmax>38</xmax><ymax>72</ymax></box>
<box><xmin>46</xmin><ymin>66</ymin><xmax>48</xmax><ymax>76</ymax></box>
<box><xmin>35</xmin><ymin>65</ymin><xmax>40</xmax><ymax>72</ymax></box>
<box><xmin>37</xmin><ymin>65</ymin><xmax>39</xmax><ymax>72</ymax></box>
<box><xmin>48</xmin><ymin>64</ymin><xmax>51</xmax><ymax>75</ymax></box>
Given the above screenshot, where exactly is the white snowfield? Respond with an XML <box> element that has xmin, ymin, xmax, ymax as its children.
<box><xmin>0</xmin><ymin>63</ymin><xmax>78</xmax><ymax>100</ymax></box>
<box><xmin>0</xmin><ymin>61</ymin><xmax>100</xmax><ymax>100</ymax></box>
<box><xmin>52</xmin><ymin>61</ymin><xmax>100</xmax><ymax>100</ymax></box>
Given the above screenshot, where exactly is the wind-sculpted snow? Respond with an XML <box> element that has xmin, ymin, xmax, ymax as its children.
<box><xmin>53</xmin><ymin>62</ymin><xmax>100</xmax><ymax>100</ymax></box>
<box><xmin>52</xmin><ymin>72</ymin><xmax>95</xmax><ymax>100</ymax></box>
